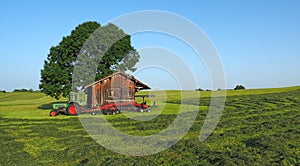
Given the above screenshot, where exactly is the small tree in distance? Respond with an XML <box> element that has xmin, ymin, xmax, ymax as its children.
<box><xmin>195</xmin><ymin>88</ymin><xmax>204</xmax><ymax>91</ymax></box>
<box><xmin>234</xmin><ymin>85</ymin><xmax>246</xmax><ymax>90</ymax></box>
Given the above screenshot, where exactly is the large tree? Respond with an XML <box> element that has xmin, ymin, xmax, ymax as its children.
<box><xmin>40</xmin><ymin>22</ymin><xmax>139</xmax><ymax>99</ymax></box>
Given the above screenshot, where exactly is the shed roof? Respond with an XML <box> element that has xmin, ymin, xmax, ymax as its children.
<box><xmin>84</xmin><ymin>71</ymin><xmax>151</xmax><ymax>90</ymax></box>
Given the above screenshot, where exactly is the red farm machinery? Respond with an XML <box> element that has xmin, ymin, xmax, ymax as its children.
<box><xmin>50</xmin><ymin>71</ymin><xmax>155</xmax><ymax>116</ymax></box>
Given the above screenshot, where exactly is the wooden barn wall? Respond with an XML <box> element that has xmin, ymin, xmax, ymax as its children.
<box><xmin>101</xmin><ymin>79</ymin><xmax>111</xmax><ymax>105</ymax></box>
<box><xmin>89</xmin><ymin>74</ymin><xmax>140</xmax><ymax>106</ymax></box>
<box><xmin>111</xmin><ymin>74</ymin><xmax>132</xmax><ymax>101</ymax></box>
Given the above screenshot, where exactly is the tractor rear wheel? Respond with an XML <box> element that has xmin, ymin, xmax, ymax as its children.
<box><xmin>66</xmin><ymin>103</ymin><xmax>80</xmax><ymax>115</ymax></box>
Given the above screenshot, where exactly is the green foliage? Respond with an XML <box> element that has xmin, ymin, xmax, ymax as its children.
<box><xmin>13</xmin><ymin>88</ymin><xmax>34</xmax><ymax>92</ymax></box>
<box><xmin>40</xmin><ymin>21</ymin><xmax>101</xmax><ymax>99</ymax></box>
<box><xmin>73</xmin><ymin>23</ymin><xmax>139</xmax><ymax>89</ymax></box>
<box><xmin>195</xmin><ymin>88</ymin><xmax>204</xmax><ymax>91</ymax></box>
<box><xmin>234</xmin><ymin>85</ymin><xmax>246</xmax><ymax>90</ymax></box>
<box><xmin>0</xmin><ymin>86</ymin><xmax>300</xmax><ymax>165</ymax></box>
<box><xmin>39</xmin><ymin>22</ymin><xmax>139</xmax><ymax>99</ymax></box>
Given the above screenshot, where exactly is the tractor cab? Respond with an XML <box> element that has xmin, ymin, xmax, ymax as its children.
<box><xmin>67</xmin><ymin>92</ymin><xmax>87</xmax><ymax>106</ymax></box>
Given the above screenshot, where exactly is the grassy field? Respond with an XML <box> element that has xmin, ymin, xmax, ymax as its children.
<box><xmin>0</xmin><ymin>86</ymin><xmax>300</xmax><ymax>165</ymax></box>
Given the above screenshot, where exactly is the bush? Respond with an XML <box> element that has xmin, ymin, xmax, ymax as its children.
<box><xmin>13</xmin><ymin>88</ymin><xmax>34</xmax><ymax>92</ymax></box>
<box><xmin>195</xmin><ymin>88</ymin><xmax>204</xmax><ymax>91</ymax></box>
<box><xmin>234</xmin><ymin>85</ymin><xmax>246</xmax><ymax>90</ymax></box>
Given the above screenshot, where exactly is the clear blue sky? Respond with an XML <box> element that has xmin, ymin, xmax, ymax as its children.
<box><xmin>0</xmin><ymin>0</ymin><xmax>299</xmax><ymax>91</ymax></box>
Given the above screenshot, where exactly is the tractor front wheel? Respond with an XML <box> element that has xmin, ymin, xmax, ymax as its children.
<box><xmin>49</xmin><ymin>110</ymin><xmax>58</xmax><ymax>117</ymax></box>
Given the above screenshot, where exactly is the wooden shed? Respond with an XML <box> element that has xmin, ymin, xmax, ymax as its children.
<box><xmin>85</xmin><ymin>71</ymin><xmax>150</xmax><ymax>108</ymax></box>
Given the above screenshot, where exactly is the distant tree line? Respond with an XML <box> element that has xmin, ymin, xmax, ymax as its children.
<box><xmin>0</xmin><ymin>89</ymin><xmax>40</xmax><ymax>93</ymax></box>
<box><xmin>195</xmin><ymin>85</ymin><xmax>246</xmax><ymax>91</ymax></box>
<box><xmin>195</xmin><ymin>88</ymin><xmax>212</xmax><ymax>91</ymax></box>
<box><xmin>13</xmin><ymin>88</ymin><xmax>39</xmax><ymax>92</ymax></box>
<box><xmin>195</xmin><ymin>88</ymin><xmax>204</xmax><ymax>91</ymax></box>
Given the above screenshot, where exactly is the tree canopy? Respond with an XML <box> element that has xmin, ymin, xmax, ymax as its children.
<box><xmin>39</xmin><ymin>21</ymin><xmax>139</xmax><ymax>99</ymax></box>
<box><xmin>234</xmin><ymin>85</ymin><xmax>246</xmax><ymax>90</ymax></box>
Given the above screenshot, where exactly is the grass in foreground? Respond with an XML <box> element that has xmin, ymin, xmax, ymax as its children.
<box><xmin>0</xmin><ymin>86</ymin><xmax>300</xmax><ymax>165</ymax></box>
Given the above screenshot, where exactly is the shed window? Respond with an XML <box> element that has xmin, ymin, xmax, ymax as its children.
<box><xmin>107</xmin><ymin>88</ymin><xmax>121</xmax><ymax>99</ymax></box>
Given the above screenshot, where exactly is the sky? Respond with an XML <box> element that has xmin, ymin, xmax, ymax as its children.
<box><xmin>0</xmin><ymin>0</ymin><xmax>299</xmax><ymax>91</ymax></box>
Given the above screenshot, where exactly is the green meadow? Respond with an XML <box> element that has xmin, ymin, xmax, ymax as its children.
<box><xmin>0</xmin><ymin>86</ymin><xmax>300</xmax><ymax>165</ymax></box>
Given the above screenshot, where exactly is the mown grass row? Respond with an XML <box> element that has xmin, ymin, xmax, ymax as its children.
<box><xmin>0</xmin><ymin>87</ymin><xmax>300</xmax><ymax>165</ymax></box>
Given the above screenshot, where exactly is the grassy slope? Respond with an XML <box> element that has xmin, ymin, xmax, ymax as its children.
<box><xmin>0</xmin><ymin>92</ymin><xmax>69</xmax><ymax>119</ymax></box>
<box><xmin>0</xmin><ymin>86</ymin><xmax>300</xmax><ymax>165</ymax></box>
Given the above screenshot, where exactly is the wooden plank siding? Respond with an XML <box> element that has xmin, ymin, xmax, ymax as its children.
<box><xmin>85</xmin><ymin>71</ymin><xmax>150</xmax><ymax>108</ymax></box>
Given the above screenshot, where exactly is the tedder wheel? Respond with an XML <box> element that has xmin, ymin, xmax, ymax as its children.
<box><xmin>49</xmin><ymin>110</ymin><xmax>58</xmax><ymax>117</ymax></box>
<box><xmin>101</xmin><ymin>110</ymin><xmax>107</xmax><ymax>115</ymax></box>
<box><xmin>106</xmin><ymin>110</ymin><xmax>112</xmax><ymax>115</ymax></box>
<box><xmin>136</xmin><ymin>107</ymin><xmax>141</xmax><ymax>112</ymax></box>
